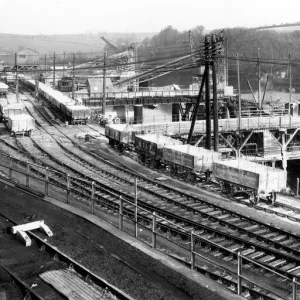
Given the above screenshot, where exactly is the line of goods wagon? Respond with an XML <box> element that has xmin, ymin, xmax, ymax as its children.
<box><xmin>213</xmin><ymin>159</ymin><xmax>286</xmax><ymax>202</ymax></box>
<box><xmin>105</xmin><ymin>123</ymin><xmax>183</xmax><ymax>151</ymax></box>
<box><xmin>0</xmin><ymin>82</ymin><xmax>8</xmax><ymax>95</ymax></box>
<box><xmin>7</xmin><ymin>114</ymin><xmax>35</xmax><ymax>136</ymax></box>
<box><xmin>135</xmin><ymin>134</ymin><xmax>183</xmax><ymax>168</ymax></box>
<box><xmin>20</xmin><ymin>78</ymin><xmax>91</xmax><ymax>124</ymax></box>
<box><xmin>0</xmin><ymin>99</ymin><xmax>24</xmax><ymax>123</ymax></box>
<box><xmin>105</xmin><ymin>124</ymin><xmax>287</xmax><ymax>201</ymax></box>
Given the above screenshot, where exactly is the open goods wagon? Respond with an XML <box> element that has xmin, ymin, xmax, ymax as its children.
<box><xmin>162</xmin><ymin>145</ymin><xmax>221</xmax><ymax>182</ymax></box>
<box><xmin>7</xmin><ymin>114</ymin><xmax>35</xmax><ymax>136</ymax></box>
<box><xmin>135</xmin><ymin>134</ymin><xmax>182</xmax><ymax>168</ymax></box>
<box><xmin>105</xmin><ymin>123</ymin><xmax>145</xmax><ymax>151</ymax></box>
<box><xmin>0</xmin><ymin>102</ymin><xmax>24</xmax><ymax>122</ymax></box>
<box><xmin>61</xmin><ymin>104</ymin><xmax>91</xmax><ymax>124</ymax></box>
<box><xmin>0</xmin><ymin>82</ymin><xmax>8</xmax><ymax>95</ymax></box>
<box><xmin>212</xmin><ymin>159</ymin><xmax>287</xmax><ymax>202</ymax></box>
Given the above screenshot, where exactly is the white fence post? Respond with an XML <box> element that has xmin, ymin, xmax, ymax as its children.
<box><xmin>191</xmin><ymin>230</ymin><xmax>195</xmax><ymax>270</ymax></box>
<box><xmin>91</xmin><ymin>181</ymin><xmax>95</xmax><ymax>214</ymax></box>
<box><xmin>44</xmin><ymin>167</ymin><xmax>49</xmax><ymax>195</ymax></box>
<box><xmin>134</xmin><ymin>178</ymin><xmax>138</xmax><ymax>238</ymax></box>
<box><xmin>152</xmin><ymin>212</ymin><xmax>157</xmax><ymax>248</ymax></box>
<box><xmin>237</xmin><ymin>251</ymin><xmax>242</xmax><ymax>295</ymax></box>
<box><xmin>119</xmin><ymin>196</ymin><xmax>124</xmax><ymax>230</ymax></box>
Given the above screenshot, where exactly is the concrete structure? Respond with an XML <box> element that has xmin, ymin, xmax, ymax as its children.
<box><xmin>86</xmin><ymin>77</ymin><xmax>113</xmax><ymax>96</ymax></box>
<box><xmin>17</xmin><ymin>48</ymin><xmax>39</xmax><ymax>64</ymax></box>
<box><xmin>11</xmin><ymin>220</ymin><xmax>53</xmax><ymax>247</ymax></box>
<box><xmin>40</xmin><ymin>73</ymin><xmax>61</xmax><ymax>87</ymax></box>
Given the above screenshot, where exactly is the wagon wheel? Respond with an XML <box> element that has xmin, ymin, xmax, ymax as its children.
<box><xmin>173</xmin><ymin>167</ymin><xmax>178</xmax><ymax>176</ymax></box>
<box><xmin>109</xmin><ymin>139</ymin><xmax>115</xmax><ymax>148</ymax></box>
<box><xmin>139</xmin><ymin>154</ymin><xmax>146</xmax><ymax>163</ymax></box>
<box><xmin>117</xmin><ymin>143</ymin><xmax>124</xmax><ymax>152</ymax></box>
<box><xmin>170</xmin><ymin>166</ymin><xmax>177</xmax><ymax>175</ymax></box>
<box><xmin>114</xmin><ymin>117</ymin><xmax>121</xmax><ymax>124</ymax></box>
<box><xmin>154</xmin><ymin>159</ymin><xmax>160</xmax><ymax>169</ymax></box>
<box><xmin>150</xmin><ymin>159</ymin><xmax>158</xmax><ymax>169</ymax></box>
<box><xmin>270</xmin><ymin>191</ymin><xmax>276</xmax><ymax>205</ymax></box>
<box><xmin>249</xmin><ymin>192</ymin><xmax>259</xmax><ymax>206</ymax></box>
<box><xmin>190</xmin><ymin>173</ymin><xmax>197</xmax><ymax>183</ymax></box>
<box><xmin>222</xmin><ymin>181</ymin><xmax>231</xmax><ymax>193</ymax></box>
<box><xmin>185</xmin><ymin>173</ymin><xmax>191</xmax><ymax>182</ymax></box>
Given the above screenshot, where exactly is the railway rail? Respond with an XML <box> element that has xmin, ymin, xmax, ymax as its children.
<box><xmin>0</xmin><ymin>213</ymin><xmax>132</xmax><ymax>300</ymax></box>
<box><xmin>0</xmin><ymin>144</ymin><xmax>297</xmax><ymax>300</ymax></box>
<box><xmin>7</xmin><ymin>84</ymin><xmax>300</xmax><ymax>298</ymax></box>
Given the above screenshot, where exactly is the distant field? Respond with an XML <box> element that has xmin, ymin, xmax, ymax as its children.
<box><xmin>0</xmin><ymin>32</ymin><xmax>156</xmax><ymax>56</ymax></box>
<box><xmin>257</xmin><ymin>25</ymin><xmax>300</xmax><ymax>32</ymax></box>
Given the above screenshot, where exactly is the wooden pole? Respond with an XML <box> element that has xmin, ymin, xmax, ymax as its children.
<box><xmin>289</xmin><ymin>53</ymin><xmax>292</xmax><ymax>104</ymax></box>
<box><xmin>212</xmin><ymin>34</ymin><xmax>219</xmax><ymax>152</ymax></box>
<box><xmin>63</xmin><ymin>52</ymin><xmax>65</xmax><ymax>77</ymax></box>
<box><xmin>257</xmin><ymin>48</ymin><xmax>261</xmax><ymax>109</ymax></box>
<box><xmin>102</xmin><ymin>51</ymin><xmax>107</xmax><ymax>115</ymax></box>
<box><xmin>134</xmin><ymin>178</ymin><xmax>138</xmax><ymax>238</ymax></box>
<box><xmin>247</xmin><ymin>80</ymin><xmax>256</xmax><ymax>103</ymax></box>
<box><xmin>187</xmin><ymin>68</ymin><xmax>207</xmax><ymax>144</ymax></box>
<box><xmin>205</xmin><ymin>36</ymin><xmax>211</xmax><ymax>150</ymax></box>
<box><xmin>15</xmin><ymin>53</ymin><xmax>18</xmax><ymax>102</ymax></box>
<box><xmin>53</xmin><ymin>52</ymin><xmax>56</xmax><ymax>89</ymax></box>
<box><xmin>237</xmin><ymin>53</ymin><xmax>241</xmax><ymax>157</ymax></box>
<box><xmin>72</xmin><ymin>53</ymin><xmax>75</xmax><ymax>100</ymax></box>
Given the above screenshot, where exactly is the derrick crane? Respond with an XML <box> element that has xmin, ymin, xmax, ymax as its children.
<box><xmin>101</xmin><ymin>36</ymin><xmax>119</xmax><ymax>52</ymax></box>
<box><xmin>114</xmin><ymin>51</ymin><xmax>200</xmax><ymax>89</ymax></box>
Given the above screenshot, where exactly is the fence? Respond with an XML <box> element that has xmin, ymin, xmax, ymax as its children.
<box><xmin>0</xmin><ymin>152</ymin><xmax>298</xmax><ymax>299</ymax></box>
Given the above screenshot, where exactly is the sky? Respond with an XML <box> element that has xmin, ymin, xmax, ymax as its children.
<box><xmin>1</xmin><ymin>0</ymin><xmax>300</xmax><ymax>35</ymax></box>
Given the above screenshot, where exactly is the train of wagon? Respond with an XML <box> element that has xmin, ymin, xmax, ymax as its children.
<box><xmin>105</xmin><ymin>123</ymin><xmax>286</xmax><ymax>203</ymax></box>
<box><xmin>19</xmin><ymin>78</ymin><xmax>91</xmax><ymax>124</ymax></box>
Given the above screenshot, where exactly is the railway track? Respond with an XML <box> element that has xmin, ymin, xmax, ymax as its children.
<box><xmin>13</xmin><ymin>85</ymin><xmax>300</xmax><ymax>298</ymax></box>
<box><xmin>0</xmin><ymin>212</ymin><xmax>132</xmax><ymax>300</ymax></box>
<box><xmin>0</xmin><ymin>146</ymin><xmax>284</xmax><ymax>300</ymax></box>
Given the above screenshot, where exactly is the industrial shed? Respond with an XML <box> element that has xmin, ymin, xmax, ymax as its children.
<box><xmin>86</xmin><ymin>78</ymin><xmax>113</xmax><ymax>96</ymax></box>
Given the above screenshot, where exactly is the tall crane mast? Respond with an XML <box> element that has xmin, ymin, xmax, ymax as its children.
<box><xmin>101</xmin><ymin>37</ymin><xmax>119</xmax><ymax>53</ymax></box>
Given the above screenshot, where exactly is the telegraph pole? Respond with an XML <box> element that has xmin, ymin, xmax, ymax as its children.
<box><xmin>212</xmin><ymin>34</ymin><xmax>219</xmax><ymax>152</ymax></box>
<box><xmin>53</xmin><ymin>52</ymin><xmax>56</xmax><ymax>89</ymax></box>
<box><xmin>63</xmin><ymin>52</ymin><xmax>65</xmax><ymax>77</ymax></box>
<box><xmin>225</xmin><ymin>34</ymin><xmax>229</xmax><ymax>86</ymax></box>
<box><xmin>237</xmin><ymin>53</ymin><xmax>241</xmax><ymax>157</ymax></box>
<box><xmin>35</xmin><ymin>67</ymin><xmax>39</xmax><ymax>101</ymax></box>
<box><xmin>257</xmin><ymin>48</ymin><xmax>261</xmax><ymax>109</ymax></box>
<box><xmin>102</xmin><ymin>51</ymin><xmax>107</xmax><ymax>115</ymax></box>
<box><xmin>72</xmin><ymin>53</ymin><xmax>75</xmax><ymax>100</ymax></box>
<box><xmin>205</xmin><ymin>36</ymin><xmax>211</xmax><ymax>150</ymax></box>
<box><xmin>135</xmin><ymin>43</ymin><xmax>139</xmax><ymax>91</ymax></box>
<box><xmin>15</xmin><ymin>53</ymin><xmax>19</xmax><ymax>102</ymax></box>
<box><xmin>44</xmin><ymin>54</ymin><xmax>47</xmax><ymax>71</ymax></box>
<box><xmin>289</xmin><ymin>53</ymin><xmax>292</xmax><ymax>104</ymax></box>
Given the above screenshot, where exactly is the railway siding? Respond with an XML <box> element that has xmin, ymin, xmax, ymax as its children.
<box><xmin>7</xmin><ymin>84</ymin><xmax>300</xmax><ymax>298</ymax></box>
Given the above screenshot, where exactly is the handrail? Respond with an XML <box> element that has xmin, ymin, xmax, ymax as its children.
<box><xmin>1</xmin><ymin>152</ymin><xmax>299</xmax><ymax>299</ymax></box>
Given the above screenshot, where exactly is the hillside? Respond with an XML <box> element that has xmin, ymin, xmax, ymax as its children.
<box><xmin>0</xmin><ymin>32</ymin><xmax>156</xmax><ymax>55</ymax></box>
